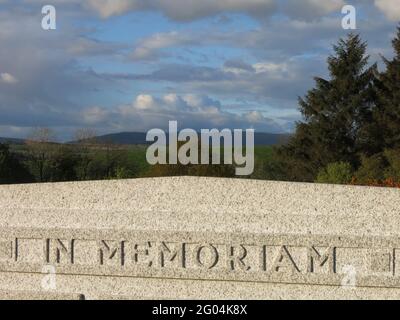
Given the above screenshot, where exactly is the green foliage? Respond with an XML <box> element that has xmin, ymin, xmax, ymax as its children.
<box><xmin>188</xmin><ymin>164</ymin><xmax>236</xmax><ymax>177</ymax></box>
<box><xmin>354</xmin><ymin>154</ymin><xmax>386</xmax><ymax>183</ymax></box>
<box><xmin>0</xmin><ymin>143</ymin><xmax>33</xmax><ymax>184</ymax></box>
<box><xmin>26</xmin><ymin>142</ymin><xmax>55</xmax><ymax>182</ymax></box>
<box><xmin>125</xmin><ymin>146</ymin><xmax>150</xmax><ymax>175</ymax></box>
<box><xmin>8</xmin><ymin>142</ymin><xmax>142</xmax><ymax>183</ymax></box>
<box><xmin>112</xmin><ymin>166</ymin><xmax>135</xmax><ymax>179</ymax></box>
<box><xmin>251</xmin><ymin>147</ymin><xmax>288</xmax><ymax>181</ymax></box>
<box><xmin>86</xmin><ymin>149</ymin><xmax>139</xmax><ymax>180</ymax></box>
<box><xmin>48</xmin><ymin>146</ymin><xmax>80</xmax><ymax>182</ymax></box>
<box><xmin>383</xmin><ymin>149</ymin><xmax>400</xmax><ymax>181</ymax></box>
<box><xmin>316</xmin><ymin>162</ymin><xmax>354</xmax><ymax>185</ymax></box>
<box><xmin>75</xmin><ymin>152</ymin><xmax>93</xmax><ymax>181</ymax></box>
<box><xmin>146</xmin><ymin>162</ymin><xmax>236</xmax><ymax>178</ymax></box>
<box><xmin>145</xmin><ymin>141</ymin><xmax>236</xmax><ymax>178</ymax></box>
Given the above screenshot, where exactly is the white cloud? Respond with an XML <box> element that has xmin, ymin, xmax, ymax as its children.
<box><xmin>80</xmin><ymin>94</ymin><xmax>284</xmax><ymax>133</ymax></box>
<box><xmin>132</xmin><ymin>31</ymin><xmax>196</xmax><ymax>60</ymax></box>
<box><xmin>375</xmin><ymin>0</ymin><xmax>400</xmax><ymax>21</ymax></box>
<box><xmin>81</xmin><ymin>106</ymin><xmax>109</xmax><ymax>124</ymax></box>
<box><xmin>84</xmin><ymin>0</ymin><xmax>142</xmax><ymax>18</ymax></box>
<box><xmin>0</xmin><ymin>73</ymin><xmax>18</xmax><ymax>84</ymax></box>
<box><xmin>253</xmin><ymin>62</ymin><xmax>289</xmax><ymax>76</ymax></box>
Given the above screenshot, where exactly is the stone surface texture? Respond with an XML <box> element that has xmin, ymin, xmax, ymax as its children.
<box><xmin>0</xmin><ymin>177</ymin><xmax>398</xmax><ymax>300</ymax></box>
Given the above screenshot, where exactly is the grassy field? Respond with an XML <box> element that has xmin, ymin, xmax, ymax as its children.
<box><xmin>125</xmin><ymin>145</ymin><xmax>151</xmax><ymax>175</ymax></box>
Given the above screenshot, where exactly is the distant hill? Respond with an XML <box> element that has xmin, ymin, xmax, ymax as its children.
<box><xmin>0</xmin><ymin>137</ymin><xmax>25</xmax><ymax>145</ymax></box>
<box><xmin>86</xmin><ymin>132</ymin><xmax>149</xmax><ymax>145</ymax></box>
<box><xmin>76</xmin><ymin>132</ymin><xmax>291</xmax><ymax>146</ymax></box>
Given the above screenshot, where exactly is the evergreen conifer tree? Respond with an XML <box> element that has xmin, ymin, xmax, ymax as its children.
<box><xmin>374</xmin><ymin>26</ymin><xmax>400</xmax><ymax>150</ymax></box>
<box><xmin>279</xmin><ymin>34</ymin><xmax>376</xmax><ymax>181</ymax></box>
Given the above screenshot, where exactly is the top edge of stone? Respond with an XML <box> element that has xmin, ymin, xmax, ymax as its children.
<box><xmin>0</xmin><ymin>175</ymin><xmax>395</xmax><ymax>189</ymax></box>
<box><xmin>0</xmin><ymin>177</ymin><xmax>398</xmax><ymax>236</ymax></box>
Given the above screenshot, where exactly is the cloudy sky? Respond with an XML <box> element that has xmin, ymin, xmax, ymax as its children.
<box><xmin>0</xmin><ymin>0</ymin><xmax>399</xmax><ymax>140</ymax></box>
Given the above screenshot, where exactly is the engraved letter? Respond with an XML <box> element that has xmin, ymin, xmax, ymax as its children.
<box><xmin>46</xmin><ymin>239</ymin><xmax>74</xmax><ymax>265</ymax></box>
<box><xmin>307</xmin><ymin>246</ymin><xmax>336</xmax><ymax>274</ymax></box>
<box><xmin>99</xmin><ymin>240</ymin><xmax>125</xmax><ymax>266</ymax></box>
<box><xmin>0</xmin><ymin>239</ymin><xmax>17</xmax><ymax>262</ymax></box>
<box><xmin>271</xmin><ymin>246</ymin><xmax>300</xmax><ymax>273</ymax></box>
<box><xmin>132</xmin><ymin>242</ymin><xmax>153</xmax><ymax>267</ymax></box>
<box><xmin>194</xmin><ymin>244</ymin><xmax>219</xmax><ymax>269</ymax></box>
<box><xmin>227</xmin><ymin>245</ymin><xmax>250</xmax><ymax>271</ymax></box>
<box><xmin>158</xmin><ymin>242</ymin><xmax>185</xmax><ymax>268</ymax></box>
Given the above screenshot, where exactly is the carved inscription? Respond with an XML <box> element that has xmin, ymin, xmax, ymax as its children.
<box><xmin>9</xmin><ymin>239</ymin><xmax>339</xmax><ymax>274</ymax></box>
<box><xmin>0</xmin><ymin>235</ymin><xmax>398</xmax><ymax>288</ymax></box>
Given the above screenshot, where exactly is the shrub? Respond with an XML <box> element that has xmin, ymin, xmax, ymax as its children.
<box><xmin>112</xmin><ymin>166</ymin><xmax>135</xmax><ymax>179</ymax></box>
<box><xmin>354</xmin><ymin>154</ymin><xmax>387</xmax><ymax>184</ymax></box>
<box><xmin>316</xmin><ymin>162</ymin><xmax>354</xmax><ymax>185</ymax></box>
<box><xmin>384</xmin><ymin>149</ymin><xmax>400</xmax><ymax>181</ymax></box>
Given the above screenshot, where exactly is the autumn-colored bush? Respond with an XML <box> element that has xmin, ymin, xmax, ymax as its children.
<box><xmin>350</xmin><ymin>177</ymin><xmax>400</xmax><ymax>188</ymax></box>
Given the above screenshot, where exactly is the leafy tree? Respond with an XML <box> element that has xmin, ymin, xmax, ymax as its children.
<box><xmin>48</xmin><ymin>146</ymin><xmax>80</xmax><ymax>182</ymax></box>
<box><xmin>279</xmin><ymin>34</ymin><xmax>377</xmax><ymax>181</ymax></box>
<box><xmin>26</xmin><ymin>128</ymin><xmax>57</xmax><ymax>182</ymax></box>
<box><xmin>86</xmin><ymin>148</ymin><xmax>139</xmax><ymax>180</ymax></box>
<box><xmin>73</xmin><ymin>128</ymin><xmax>98</xmax><ymax>180</ymax></box>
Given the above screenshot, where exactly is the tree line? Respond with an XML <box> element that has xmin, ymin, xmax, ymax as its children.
<box><xmin>0</xmin><ymin>129</ymin><xmax>239</xmax><ymax>185</ymax></box>
<box><xmin>0</xmin><ymin>128</ymin><xmax>142</xmax><ymax>184</ymax></box>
